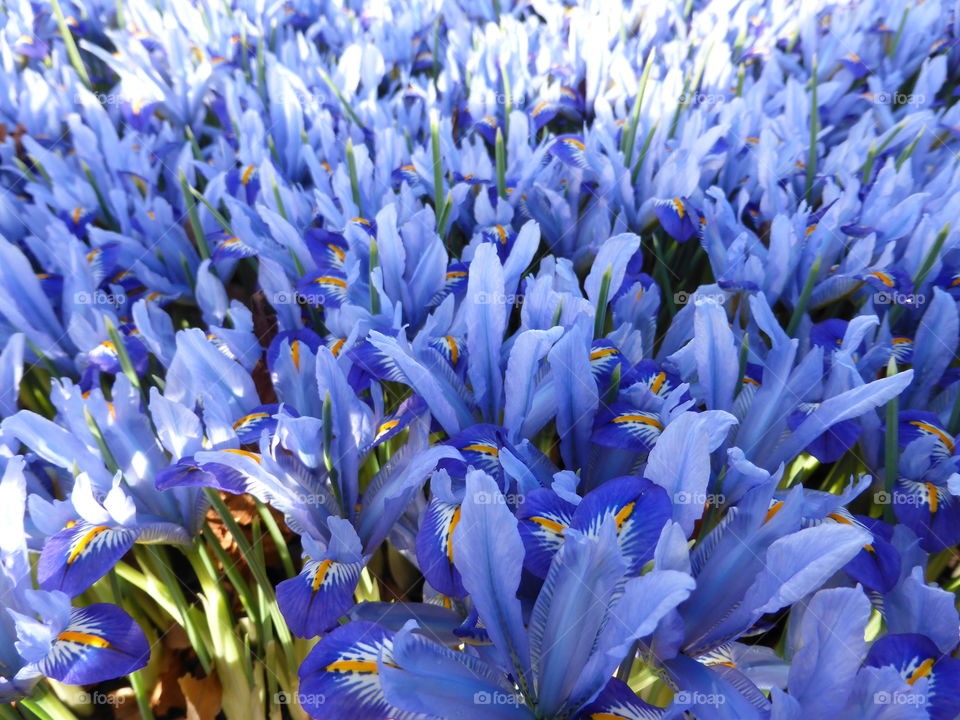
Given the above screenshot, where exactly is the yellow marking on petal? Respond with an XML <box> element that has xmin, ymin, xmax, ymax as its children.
<box><xmin>909</xmin><ymin>421</ymin><xmax>955</xmax><ymax>454</ymax></box>
<box><xmin>233</xmin><ymin>412</ymin><xmax>269</xmax><ymax>430</ymax></box>
<box><xmin>446</xmin><ymin>507</ymin><xmax>461</xmax><ymax>563</ymax></box>
<box><xmin>926</xmin><ymin>483</ymin><xmax>939</xmax><ymax>514</ymax></box>
<box><xmin>291</xmin><ymin>340</ymin><xmax>301</xmax><ymax>370</ymax></box>
<box><xmin>532</xmin><ymin>100</ymin><xmax>550</xmax><ymax>116</ymax></box>
<box><xmin>376</xmin><ymin>419</ymin><xmax>400</xmax><ymax>441</ymax></box>
<box><xmin>563</xmin><ymin>137</ymin><xmax>585</xmax><ymax>150</ymax></box>
<box><xmin>463</xmin><ymin>174</ymin><xmax>475</xmax><ymax>181</ymax></box>
<box><xmin>321</xmin><ymin>161</ymin><xmax>332</xmax><ymax>173</ymax></box>
<box><xmin>746</xmin><ymin>136</ymin><xmax>760</xmax><ymax>144</ymax></box>
<box><xmin>324</xmin><ymin>660</ymin><xmax>382</xmax><ymax>673</ymax></box>
<box><xmin>314</xmin><ymin>276</ymin><xmax>347</xmax><ymax>288</ymax></box>
<box><xmin>461</xmin><ymin>444</ymin><xmax>499</xmax><ymax>456</ymax></box>
<box><xmin>65</xmin><ymin>520</ymin><xmax>77</xmax><ymax>529</ymax></box>
<box><xmin>56</xmin><ymin>631</ymin><xmax>111</xmax><ymax>649</ymax></box>
<box><xmin>907</xmin><ymin>658</ymin><xmax>935</xmax><ymax>685</ymax></box>
<box><xmin>68</xmin><ymin>526</ymin><xmax>110</xmax><ymax>564</ymax></box>
<box><xmin>590</xmin><ymin>714</ymin><xmax>632</xmax><ymax>720</ymax></box>
<box><xmin>446</xmin><ymin>271</ymin><xmax>468</xmax><ymax>279</ymax></box>
<box><xmin>614</xmin><ymin>502</ymin><xmax>635</xmax><ymax>531</ymax></box>
<box><xmin>651</xmin><ymin>372</ymin><xmax>666</xmax><ymax>394</ymax></box>
<box><xmin>764</xmin><ymin>501</ymin><xmax>784</xmax><ymax>524</ymax></box>
<box><xmin>611</xmin><ymin>414</ymin><xmax>663</xmax><ymax>430</ymax></box>
<box><xmin>311</xmin><ymin>558</ymin><xmax>333</xmax><ymax>592</ymax></box>
<box><xmin>445</xmin><ymin>335</ymin><xmax>459</xmax><ymax>365</ymax></box>
<box><xmin>672</xmin><ymin>197</ymin><xmax>684</xmax><ymax>218</ymax></box>
<box><xmin>37</xmin><ymin>273</ymin><xmax>52</xmax><ymax>280</ymax></box>
<box><xmin>331</xmin><ymin>338</ymin><xmax>346</xmax><ymax>357</ymax></box>
<box><xmin>241</xmin><ymin>165</ymin><xmax>256</xmax><ymax>185</ymax></box>
<box><xmin>529</xmin><ymin>516</ymin><xmax>565</xmax><ymax>534</ymax></box>
<box><xmin>869</xmin><ymin>271</ymin><xmax>895</xmax><ymax>287</ymax></box>
<box><xmin>352</xmin><ymin>217</ymin><xmax>371</xmax><ymax>226</ymax></box>
<box><xmin>893</xmin><ymin>337</ymin><xmax>913</xmax><ymax>344</ymax></box>
<box><xmin>131</xmin><ymin>98</ymin><xmax>147</xmax><ymax>115</ymax></box>
<box><xmin>495</xmin><ymin>225</ymin><xmax>507</xmax><ymax>244</ymax></box>
<box><xmin>72</xmin><ymin>207</ymin><xmax>83</xmax><ymax>224</ymax></box>
<box><xmin>827</xmin><ymin>513</ymin><xmax>854</xmax><ymax>525</ymax></box>
<box><xmin>327</xmin><ymin>243</ymin><xmax>346</xmax><ymax>261</ymax></box>
<box><xmin>222</xmin><ymin>448</ymin><xmax>261</xmax><ymax>463</ymax></box>
<box><xmin>146</xmin><ymin>292</ymin><xmax>162</xmax><ymax>301</ymax></box>
<box><xmin>950</xmin><ymin>276</ymin><xmax>960</xmax><ymax>287</ymax></box>
<box><xmin>589</xmin><ymin>348</ymin><xmax>620</xmax><ymax>361</ymax></box>
<box><xmin>806</xmin><ymin>224</ymin><xmax>818</xmax><ymax>236</ymax></box>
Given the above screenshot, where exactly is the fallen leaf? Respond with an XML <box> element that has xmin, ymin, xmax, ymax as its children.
<box><xmin>178</xmin><ymin>673</ymin><xmax>222</xmax><ymax>720</ymax></box>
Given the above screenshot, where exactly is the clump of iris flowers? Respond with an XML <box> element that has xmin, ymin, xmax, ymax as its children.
<box><xmin>0</xmin><ymin>0</ymin><xmax>959</xmax><ymax>719</ymax></box>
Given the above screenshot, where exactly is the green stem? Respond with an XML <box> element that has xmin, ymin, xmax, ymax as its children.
<box><xmin>50</xmin><ymin>0</ymin><xmax>91</xmax><ymax>88</ymax></box>
<box><xmin>883</xmin><ymin>357</ymin><xmax>899</xmax><ymax>524</ymax></box>
<box><xmin>104</xmin><ymin>316</ymin><xmax>141</xmax><ymax>392</ymax></box>
<box><xmin>786</xmin><ymin>253</ymin><xmax>822</xmax><ymax>336</ymax></box>
<box><xmin>431</xmin><ymin>112</ymin><xmax>444</xmax><ymax>216</ymax></box>
<box><xmin>621</xmin><ymin>50</ymin><xmax>654</xmax><ymax>164</ymax></box>
<box><xmin>346</xmin><ymin>138</ymin><xmax>363</xmax><ymax>215</ymax></box>
<box><xmin>138</xmin><ymin>546</ymin><xmax>213</xmax><ymax>674</ymax></box>
<box><xmin>256</xmin><ymin>500</ymin><xmax>296</xmax><ymax>578</ymax></box>
<box><xmin>495</xmin><ymin>128</ymin><xmax>507</xmax><ymax>200</ymax></box>
<box><xmin>593</xmin><ymin>266</ymin><xmax>612</xmax><ymax>339</ymax></box>
<box><xmin>806</xmin><ymin>54</ymin><xmax>819</xmax><ymax>200</ymax></box>
<box><xmin>179</xmin><ymin>171</ymin><xmax>211</xmax><ymax>260</ymax></box>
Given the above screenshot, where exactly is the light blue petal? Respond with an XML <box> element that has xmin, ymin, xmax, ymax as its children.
<box><xmin>787</xmin><ymin>587</ymin><xmax>870</xmax><ymax>716</ymax></box>
<box><xmin>453</xmin><ymin>470</ymin><xmax>532</xmax><ymax>693</ymax></box>
<box><xmin>466</xmin><ymin>243</ymin><xmax>507</xmax><ymax>423</ymax></box>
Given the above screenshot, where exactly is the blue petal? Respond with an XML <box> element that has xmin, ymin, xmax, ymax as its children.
<box><xmin>517</xmin><ymin>488</ymin><xmax>576</xmax><ymax>578</ymax></box>
<box><xmin>155</xmin><ymin>457</ymin><xmax>249</xmax><ymax>494</ymax></box>
<box><xmin>276</xmin><ymin>557</ymin><xmax>364</xmax><ymax>637</ymax></box>
<box><xmin>592</xmin><ymin>402</ymin><xmax>664</xmax><ymax>453</ymax></box>
<box><xmin>465</xmin><ymin>243</ymin><xmax>507</xmax><ymax>423</ymax></box>
<box><xmin>576</xmin><ymin>678</ymin><xmax>664</xmax><ymax>719</ymax></box>
<box><xmin>569</xmin><ymin>476</ymin><xmax>672</xmax><ymax>574</ymax></box>
<box><xmin>452</xmin><ymin>470</ymin><xmax>533</xmax><ymax>692</ymax></box>
<box><xmin>415</xmin><ymin>497</ymin><xmax>466</xmax><ymax>597</ymax></box>
<box><xmin>36</xmin><ymin>604</ymin><xmax>149</xmax><ymax>686</ymax></box>
<box><xmin>232</xmin><ymin>404</ymin><xmax>298</xmax><ymax>445</ymax></box>
<box><xmin>654</xmin><ymin>197</ymin><xmax>698</xmax><ymax>243</ymax></box>
<box><xmin>295</xmin><ymin>268</ymin><xmax>348</xmax><ymax>308</ymax></box>
<box><xmin>380</xmin><ymin>625</ymin><xmax>533</xmax><ymax>720</ymax></box>
<box><xmin>664</xmin><ymin>653</ymin><xmax>768</xmax><ymax>720</ymax></box>
<box><xmin>298</xmin><ymin>622</ymin><xmax>417</xmax><ymax>720</ymax></box>
<box><xmin>786</xmin><ymin>587</ymin><xmax>870</xmax><ymax>716</ymax></box>
<box><xmin>530</xmin><ymin>523</ymin><xmax>627</xmax><ymax>718</ymax></box>
<box><xmin>37</xmin><ymin>523</ymin><xmax>139</xmax><ymax>598</ymax></box>
<box><xmin>865</xmin><ymin>633</ymin><xmax>960</xmax><ymax>720</ymax></box>
<box><xmin>898</xmin><ymin>410</ymin><xmax>956</xmax><ymax>460</ymax></box>
<box><xmin>549</xmin><ymin>135</ymin><xmax>589</xmax><ymax>168</ymax></box>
